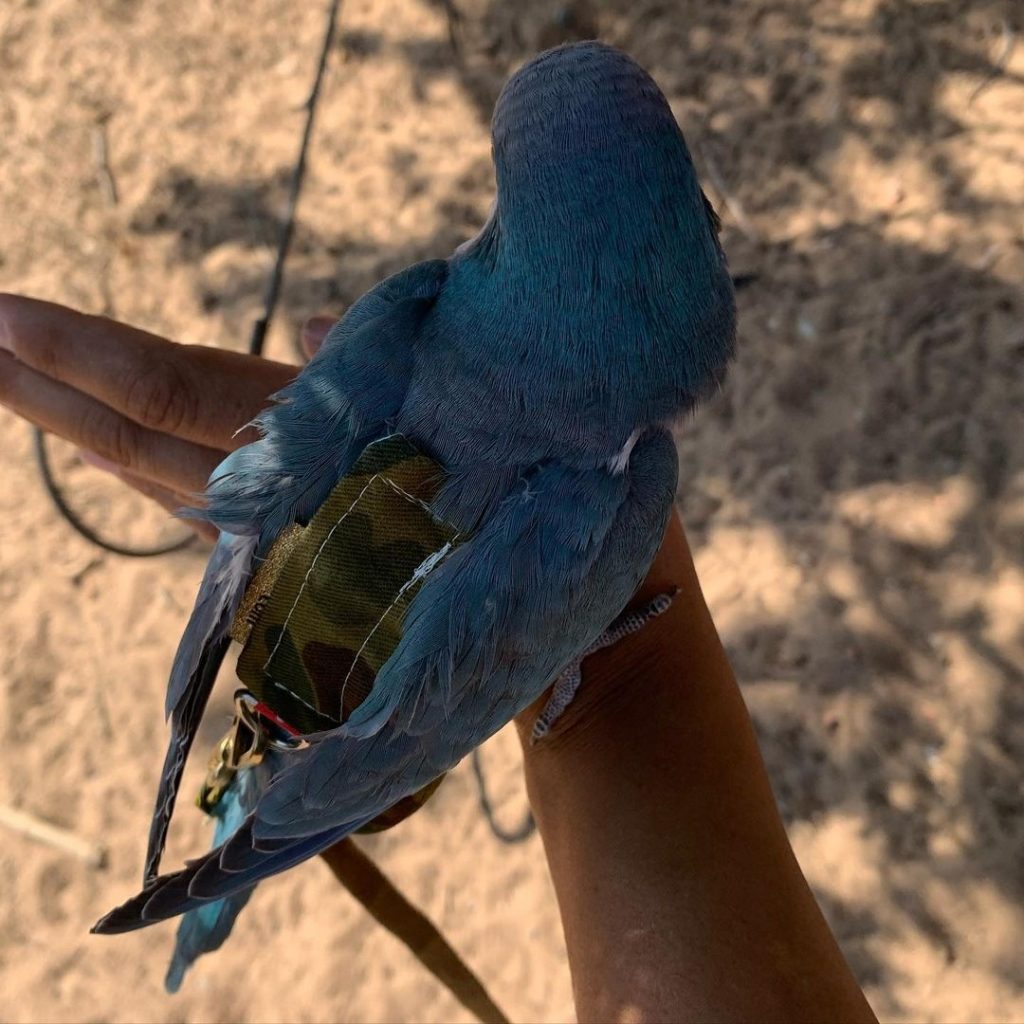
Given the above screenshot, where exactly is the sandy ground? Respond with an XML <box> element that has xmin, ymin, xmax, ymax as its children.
<box><xmin>1</xmin><ymin>0</ymin><xmax>1022</xmax><ymax>1021</ymax></box>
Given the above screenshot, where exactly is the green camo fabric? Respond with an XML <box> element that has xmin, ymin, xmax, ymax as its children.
<box><xmin>213</xmin><ymin>435</ymin><xmax>461</xmax><ymax>832</ymax></box>
<box><xmin>235</xmin><ymin>433</ymin><xmax>460</xmax><ymax>734</ymax></box>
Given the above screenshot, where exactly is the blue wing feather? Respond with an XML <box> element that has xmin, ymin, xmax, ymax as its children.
<box><xmin>144</xmin><ymin>531</ymin><xmax>255</xmax><ymax>883</ymax></box>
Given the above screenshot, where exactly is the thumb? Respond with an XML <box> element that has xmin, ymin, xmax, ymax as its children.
<box><xmin>300</xmin><ymin>315</ymin><xmax>337</xmax><ymax>359</ymax></box>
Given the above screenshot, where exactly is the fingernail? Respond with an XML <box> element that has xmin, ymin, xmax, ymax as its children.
<box><xmin>301</xmin><ymin>315</ymin><xmax>335</xmax><ymax>354</ymax></box>
<box><xmin>79</xmin><ymin>449</ymin><xmax>122</xmax><ymax>476</ymax></box>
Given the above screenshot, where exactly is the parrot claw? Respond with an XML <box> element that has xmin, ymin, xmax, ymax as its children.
<box><xmin>530</xmin><ymin>662</ymin><xmax>583</xmax><ymax>743</ymax></box>
<box><xmin>530</xmin><ymin>589</ymin><xmax>677</xmax><ymax>743</ymax></box>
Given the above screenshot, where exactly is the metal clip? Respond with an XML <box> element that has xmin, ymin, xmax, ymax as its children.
<box><xmin>197</xmin><ymin>690</ymin><xmax>308</xmax><ymax>813</ymax></box>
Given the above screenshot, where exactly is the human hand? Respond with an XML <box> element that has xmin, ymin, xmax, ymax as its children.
<box><xmin>0</xmin><ymin>295</ymin><xmax>336</xmax><ymax>541</ymax></box>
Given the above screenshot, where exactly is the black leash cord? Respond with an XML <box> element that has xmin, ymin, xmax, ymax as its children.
<box><xmin>471</xmin><ymin>747</ymin><xmax>536</xmax><ymax>845</ymax></box>
<box><xmin>248</xmin><ymin>0</ymin><xmax>341</xmax><ymax>358</ymax></box>
<box><xmin>32</xmin><ymin>428</ymin><xmax>197</xmax><ymax>557</ymax></box>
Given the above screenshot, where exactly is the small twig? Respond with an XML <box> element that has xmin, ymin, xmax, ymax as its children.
<box><xmin>95</xmin><ymin>694</ymin><xmax>116</xmax><ymax>742</ymax></box>
<box><xmin>969</xmin><ymin>20</ymin><xmax>1015</xmax><ymax>106</ymax></box>
<box><xmin>975</xmin><ymin>242</ymin><xmax>1004</xmax><ymax>272</ymax></box>
<box><xmin>698</xmin><ymin>143</ymin><xmax>762</xmax><ymax>244</ymax></box>
<box><xmin>0</xmin><ymin>804</ymin><xmax>107</xmax><ymax>868</ymax></box>
<box><xmin>91</xmin><ymin>122</ymin><xmax>119</xmax><ymax>207</ymax></box>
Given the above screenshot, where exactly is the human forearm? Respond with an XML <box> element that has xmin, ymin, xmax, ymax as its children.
<box><xmin>517</xmin><ymin>513</ymin><xmax>876</xmax><ymax>1023</ymax></box>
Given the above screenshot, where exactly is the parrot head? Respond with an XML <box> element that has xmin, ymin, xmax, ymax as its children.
<box><xmin>485</xmin><ymin>41</ymin><xmax>722</xmax><ymax>264</ymax></box>
<box><xmin>492</xmin><ymin>40</ymin><xmax>682</xmax><ymax>175</ymax></box>
<box><xmin>449</xmin><ymin>41</ymin><xmax>734</xmax><ymax>429</ymax></box>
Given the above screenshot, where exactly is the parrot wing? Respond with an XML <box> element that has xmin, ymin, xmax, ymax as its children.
<box><xmin>94</xmin><ymin>428</ymin><xmax>677</xmax><ymax>930</ymax></box>
<box><xmin>144</xmin><ymin>531</ymin><xmax>255</xmax><ymax>884</ymax></box>
<box><xmin>142</xmin><ymin>260</ymin><xmax>449</xmax><ymax>883</ymax></box>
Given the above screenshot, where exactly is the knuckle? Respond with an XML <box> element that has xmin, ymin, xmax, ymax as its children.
<box><xmin>79</xmin><ymin>405</ymin><xmax>134</xmax><ymax>467</ymax></box>
<box><xmin>78</xmin><ymin>406</ymin><xmax>107</xmax><ymax>454</ymax></box>
<box><xmin>109</xmin><ymin>415</ymin><xmax>143</xmax><ymax>470</ymax></box>
<box><xmin>123</xmin><ymin>357</ymin><xmax>197</xmax><ymax>435</ymax></box>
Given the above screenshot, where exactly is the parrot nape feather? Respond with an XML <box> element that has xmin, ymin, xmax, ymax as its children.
<box><xmin>91</xmin><ymin>42</ymin><xmax>737</xmax><ymax>997</ymax></box>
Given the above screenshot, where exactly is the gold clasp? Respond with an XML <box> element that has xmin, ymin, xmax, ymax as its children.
<box><xmin>197</xmin><ymin>690</ymin><xmax>308</xmax><ymax>813</ymax></box>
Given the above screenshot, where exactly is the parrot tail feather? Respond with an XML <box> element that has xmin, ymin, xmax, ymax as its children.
<box><xmin>164</xmin><ymin>888</ymin><xmax>255</xmax><ymax>993</ymax></box>
<box><xmin>162</xmin><ymin>763</ymin><xmax>269</xmax><ymax>991</ymax></box>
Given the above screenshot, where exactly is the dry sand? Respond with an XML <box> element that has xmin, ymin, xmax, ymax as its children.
<box><xmin>1</xmin><ymin>0</ymin><xmax>1022</xmax><ymax>1021</ymax></box>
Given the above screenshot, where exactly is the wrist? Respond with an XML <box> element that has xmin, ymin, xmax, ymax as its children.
<box><xmin>514</xmin><ymin>510</ymin><xmax>710</xmax><ymax>754</ymax></box>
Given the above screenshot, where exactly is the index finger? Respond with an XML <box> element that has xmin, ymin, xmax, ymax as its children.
<box><xmin>0</xmin><ymin>294</ymin><xmax>298</xmax><ymax>451</ymax></box>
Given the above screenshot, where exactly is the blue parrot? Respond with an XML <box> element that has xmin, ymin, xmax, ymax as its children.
<box><xmin>93</xmin><ymin>40</ymin><xmax>736</xmax><ymax>947</ymax></box>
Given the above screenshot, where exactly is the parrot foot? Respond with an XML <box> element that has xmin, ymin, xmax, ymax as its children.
<box><xmin>530</xmin><ymin>589</ymin><xmax>677</xmax><ymax>743</ymax></box>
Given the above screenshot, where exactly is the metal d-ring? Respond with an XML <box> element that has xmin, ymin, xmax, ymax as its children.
<box><xmin>233</xmin><ymin>690</ymin><xmax>310</xmax><ymax>755</ymax></box>
<box><xmin>197</xmin><ymin>691</ymin><xmax>310</xmax><ymax>813</ymax></box>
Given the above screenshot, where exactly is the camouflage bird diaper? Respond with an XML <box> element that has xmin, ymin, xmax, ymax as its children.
<box><xmin>232</xmin><ymin>433</ymin><xmax>460</xmax><ymax>735</ymax></box>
